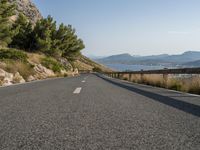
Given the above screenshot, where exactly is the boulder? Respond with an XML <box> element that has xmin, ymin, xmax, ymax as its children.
<box><xmin>5</xmin><ymin>72</ymin><xmax>14</xmax><ymax>80</ymax></box>
<box><xmin>58</xmin><ymin>58</ymin><xmax>73</xmax><ymax>71</ymax></box>
<box><xmin>2</xmin><ymin>80</ymin><xmax>13</xmax><ymax>86</ymax></box>
<box><xmin>74</xmin><ymin>68</ymin><xmax>79</xmax><ymax>75</ymax></box>
<box><xmin>13</xmin><ymin>72</ymin><xmax>25</xmax><ymax>83</ymax></box>
<box><xmin>0</xmin><ymin>69</ymin><xmax>25</xmax><ymax>86</ymax></box>
<box><xmin>0</xmin><ymin>69</ymin><xmax>14</xmax><ymax>86</ymax></box>
<box><xmin>34</xmin><ymin>64</ymin><xmax>55</xmax><ymax>79</ymax></box>
<box><xmin>27</xmin><ymin>75</ymin><xmax>36</xmax><ymax>82</ymax></box>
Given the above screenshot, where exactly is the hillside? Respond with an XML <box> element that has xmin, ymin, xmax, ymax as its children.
<box><xmin>0</xmin><ymin>0</ymin><xmax>110</xmax><ymax>86</ymax></box>
<box><xmin>97</xmin><ymin>51</ymin><xmax>200</xmax><ymax>66</ymax></box>
<box><xmin>183</xmin><ymin>60</ymin><xmax>200</xmax><ymax>67</ymax></box>
<box><xmin>8</xmin><ymin>0</ymin><xmax>42</xmax><ymax>24</ymax></box>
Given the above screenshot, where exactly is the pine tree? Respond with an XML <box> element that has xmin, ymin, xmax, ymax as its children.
<box><xmin>62</xmin><ymin>25</ymin><xmax>85</xmax><ymax>58</ymax></box>
<box><xmin>54</xmin><ymin>24</ymin><xmax>85</xmax><ymax>59</ymax></box>
<box><xmin>33</xmin><ymin>15</ymin><xmax>56</xmax><ymax>54</ymax></box>
<box><xmin>10</xmin><ymin>13</ymin><xmax>33</xmax><ymax>50</ymax></box>
<box><xmin>0</xmin><ymin>0</ymin><xmax>15</xmax><ymax>48</ymax></box>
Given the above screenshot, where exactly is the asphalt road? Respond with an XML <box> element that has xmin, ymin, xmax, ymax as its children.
<box><xmin>0</xmin><ymin>73</ymin><xmax>200</xmax><ymax>150</ymax></box>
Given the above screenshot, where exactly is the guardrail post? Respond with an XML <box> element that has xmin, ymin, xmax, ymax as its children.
<box><xmin>163</xmin><ymin>73</ymin><xmax>168</xmax><ymax>87</ymax></box>
<box><xmin>129</xmin><ymin>73</ymin><xmax>132</xmax><ymax>81</ymax></box>
<box><xmin>140</xmin><ymin>70</ymin><xmax>144</xmax><ymax>83</ymax></box>
<box><xmin>120</xmin><ymin>73</ymin><xmax>123</xmax><ymax>79</ymax></box>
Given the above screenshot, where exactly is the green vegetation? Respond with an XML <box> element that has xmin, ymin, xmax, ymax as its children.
<box><xmin>10</xmin><ymin>13</ymin><xmax>33</xmax><ymax>50</ymax></box>
<box><xmin>0</xmin><ymin>48</ymin><xmax>27</xmax><ymax>61</ymax></box>
<box><xmin>0</xmin><ymin>0</ymin><xmax>85</xmax><ymax>59</ymax></box>
<box><xmin>41</xmin><ymin>57</ymin><xmax>64</xmax><ymax>73</ymax></box>
<box><xmin>0</xmin><ymin>0</ymin><xmax>15</xmax><ymax>47</ymax></box>
<box><xmin>93</xmin><ymin>67</ymin><xmax>102</xmax><ymax>73</ymax></box>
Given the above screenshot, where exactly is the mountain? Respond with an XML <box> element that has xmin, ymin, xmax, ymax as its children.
<box><xmin>100</xmin><ymin>53</ymin><xmax>133</xmax><ymax>64</ymax></box>
<box><xmin>183</xmin><ymin>60</ymin><xmax>200</xmax><ymax>67</ymax></box>
<box><xmin>161</xmin><ymin>51</ymin><xmax>200</xmax><ymax>63</ymax></box>
<box><xmin>96</xmin><ymin>51</ymin><xmax>200</xmax><ymax>66</ymax></box>
<box><xmin>9</xmin><ymin>0</ymin><xmax>42</xmax><ymax>24</ymax></box>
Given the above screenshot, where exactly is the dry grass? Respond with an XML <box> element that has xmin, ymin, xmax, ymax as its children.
<box><xmin>27</xmin><ymin>53</ymin><xmax>45</xmax><ymax>64</ymax></box>
<box><xmin>72</xmin><ymin>60</ymin><xmax>93</xmax><ymax>71</ymax></box>
<box><xmin>1</xmin><ymin>60</ymin><xmax>35</xmax><ymax>80</ymax></box>
<box><xmin>117</xmin><ymin>73</ymin><xmax>200</xmax><ymax>95</ymax></box>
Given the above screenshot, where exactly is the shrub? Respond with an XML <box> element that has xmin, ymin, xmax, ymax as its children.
<box><xmin>187</xmin><ymin>78</ymin><xmax>200</xmax><ymax>95</ymax></box>
<box><xmin>0</xmin><ymin>49</ymin><xmax>27</xmax><ymax>61</ymax></box>
<box><xmin>93</xmin><ymin>67</ymin><xmax>102</xmax><ymax>73</ymax></box>
<box><xmin>41</xmin><ymin>57</ymin><xmax>63</xmax><ymax>73</ymax></box>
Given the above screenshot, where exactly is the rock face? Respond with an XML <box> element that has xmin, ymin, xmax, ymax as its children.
<box><xmin>58</xmin><ymin>58</ymin><xmax>73</xmax><ymax>71</ymax></box>
<box><xmin>13</xmin><ymin>72</ymin><xmax>26</xmax><ymax>83</ymax></box>
<box><xmin>0</xmin><ymin>69</ymin><xmax>25</xmax><ymax>86</ymax></box>
<box><xmin>9</xmin><ymin>0</ymin><xmax>42</xmax><ymax>24</ymax></box>
<box><xmin>33</xmin><ymin>64</ymin><xmax>55</xmax><ymax>79</ymax></box>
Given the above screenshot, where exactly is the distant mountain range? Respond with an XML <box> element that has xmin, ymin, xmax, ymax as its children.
<box><xmin>94</xmin><ymin>51</ymin><xmax>200</xmax><ymax>70</ymax></box>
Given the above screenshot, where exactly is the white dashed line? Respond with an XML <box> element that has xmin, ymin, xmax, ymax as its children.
<box><xmin>82</xmin><ymin>80</ymin><xmax>86</xmax><ymax>83</ymax></box>
<box><xmin>84</xmin><ymin>76</ymin><xmax>89</xmax><ymax>80</ymax></box>
<box><xmin>73</xmin><ymin>87</ymin><xmax>82</xmax><ymax>94</ymax></box>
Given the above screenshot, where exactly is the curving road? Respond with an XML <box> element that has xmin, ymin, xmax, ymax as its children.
<box><xmin>0</xmin><ymin>73</ymin><xmax>200</xmax><ymax>149</ymax></box>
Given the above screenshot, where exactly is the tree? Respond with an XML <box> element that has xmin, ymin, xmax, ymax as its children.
<box><xmin>32</xmin><ymin>15</ymin><xmax>56</xmax><ymax>54</ymax></box>
<box><xmin>0</xmin><ymin>0</ymin><xmax>15</xmax><ymax>47</ymax></box>
<box><xmin>55</xmin><ymin>24</ymin><xmax>85</xmax><ymax>59</ymax></box>
<box><xmin>10</xmin><ymin>13</ymin><xmax>33</xmax><ymax>50</ymax></box>
<box><xmin>29</xmin><ymin>15</ymin><xmax>85</xmax><ymax>58</ymax></box>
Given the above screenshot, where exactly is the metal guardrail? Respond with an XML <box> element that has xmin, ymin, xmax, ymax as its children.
<box><xmin>105</xmin><ymin>67</ymin><xmax>200</xmax><ymax>83</ymax></box>
<box><xmin>106</xmin><ymin>67</ymin><xmax>200</xmax><ymax>75</ymax></box>
<box><xmin>79</xmin><ymin>70</ymin><xmax>92</xmax><ymax>73</ymax></box>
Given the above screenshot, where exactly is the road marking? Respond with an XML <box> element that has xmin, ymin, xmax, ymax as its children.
<box><xmin>73</xmin><ymin>87</ymin><xmax>82</xmax><ymax>94</ymax></box>
<box><xmin>84</xmin><ymin>76</ymin><xmax>89</xmax><ymax>80</ymax></box>
<box><xmin>82</xmin><ymin>80</ymin><xmax>86</xmax><ymax>83</ymax></box>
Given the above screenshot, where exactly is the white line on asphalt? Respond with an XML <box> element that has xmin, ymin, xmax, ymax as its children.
<box><xmin>84</xmin><ymin>76</ymin><xmax>89</xmax><ymax>80</ymax></box>
<box><xmin>82</xmin><ymin>80</ymin><xmax>86</xmax><ymax>83</ymax></box>
<box><xmin>73</xmin><ymin>87</ymin><xmax>82</xmax><ymax>94</ymax></box>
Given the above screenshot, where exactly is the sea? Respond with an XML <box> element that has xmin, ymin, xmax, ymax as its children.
<box><xmin>103</xmin><ymin>63</ymin><xmax>171</xmax><ymax>71</ymax></box>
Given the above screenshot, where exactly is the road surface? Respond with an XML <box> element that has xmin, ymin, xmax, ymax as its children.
<box><xmin>0</xmin><ymin>73</ymin><xmax>200</xmax><ymax>149</ymax></box>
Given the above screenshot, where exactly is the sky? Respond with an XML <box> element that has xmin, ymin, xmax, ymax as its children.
<box><xmin>32</xmin><ymin>0</ymin><xmax>200</xmax><ymax>56</ymax></box>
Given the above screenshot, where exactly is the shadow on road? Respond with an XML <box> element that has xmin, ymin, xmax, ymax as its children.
<box><xmin>99</xmin><ymin>75</ymin><xmax>200</xmax><ymax>117</ymax></box>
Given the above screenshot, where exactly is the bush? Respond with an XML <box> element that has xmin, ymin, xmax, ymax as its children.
<box><xmin>41</xmin><ymin>57</ymin><xmax>63</xmax><ymax>73</ymax></box>
<box><xmin>93</xmin><ymin>67</ymin><xmax>102</xmax><ymax>73</ymax></box>
<box><xmin>0</xmin><ymin>49</ymin><xmax>27</xmax><ymax>61</ymax></box>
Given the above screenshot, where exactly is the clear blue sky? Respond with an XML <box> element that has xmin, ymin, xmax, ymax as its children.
<box><xmin>33</xmin><ymin>0</ymin><xmax>200</xmax><ymax>56</ymax></box>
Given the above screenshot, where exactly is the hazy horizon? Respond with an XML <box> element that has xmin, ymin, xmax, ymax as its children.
<box><xmin>87</xmin><ymin>50</ymin><xmax>200</xmax><ymax>58</ymax></box>
<box><xmin>33</xmin><ymin>0</ymin><xmax>200</xmax><ymax>56</ymax></box>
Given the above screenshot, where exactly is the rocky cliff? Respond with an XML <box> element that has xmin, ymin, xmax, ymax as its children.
<box><xmin>9</xmin><ymin>0</ymin><xmax>42</xmax><ymax>24</ymax></box>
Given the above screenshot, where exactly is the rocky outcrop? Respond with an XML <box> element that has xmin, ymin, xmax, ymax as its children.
<box><xmin>58</xmin><ymin>58</ymin><xmax>73</xmax><ymax>71</ymax></box>
<box><xmin>0</xmin><ymin>69</ymin><xmax>25</xmax><ymax>86</ymax></box>
<box><xmin>27</xmin><ymin>75</ymin><xmax>35</xmax><ymax>82</ymax></box>
<box><xmin>0</xmin><ymin>69</ymin><xmax>13</xmax><ymax>86</ymax></box>
<box><xmin>33</xmin><ymin>64</ymin><xmax>55</xmax><ymax>79</ymax></box>
<box><xmin>13</xmin><ymin>72</ymin><xmax>26</xmax><ymax>83</ymax></box>
<box><xmin>9</xmin><ymin>0</ymin><xmax>42</xmax><ymax>24</ymax></box>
